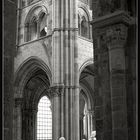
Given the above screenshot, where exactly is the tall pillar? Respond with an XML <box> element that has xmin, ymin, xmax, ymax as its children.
<box><xmin>86</xmin><ymin>110</ymin><xmax>96</xmax><ymax>139</ymax></box>
<box><xmin>106</xmin><ymin>23</ymin><xmax>128</xmax><ymax>140</ymax></box>
<box><xmin>92</xmin><ymin>11</ymin><xmax>132</xmax><ymax>140</ymax></box>
<box><xmin>52</xmin><ymin>0</ymin><xmax>79</xmax><ymax>140</ymax></box>
<box><xmin>92</xmin><ymin>26</ymin><xmax>112</xmax><ymax>140</ymax></box>
<box><xmin>30</xmin><ymin>109</ymin><xmax>37</xmax><ymax>140</ymax></box>
<box><xmin>51</xmin><ymin>86</ymin><xmax>63</xmax><ymax>140</ymax></box>
<box><xmin>83</xmin><ymin>114</ymin><xmax>88</xmax><ymax>138</ymax></box>
<box><xmin>79</xmin><ymin>114</ymin><xmax>84</xmax><ymax>140</ymax></box>
<box><xmin>14</xmin><ymin>98</ymin><xmax>23</xmax><ymax>140</ymax></box>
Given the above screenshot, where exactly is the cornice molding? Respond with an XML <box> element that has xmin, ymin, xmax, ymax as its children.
<box><xmin>91</xmin><ymin>10</ymin><xmax>132</xmax><ymax>29</ymax></box>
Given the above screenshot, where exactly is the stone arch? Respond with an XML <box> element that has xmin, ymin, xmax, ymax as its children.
<box><xmin>30</xmin><ymin>83</ymin><xmax>53</xmax><ymax>111</ymax></box>
<box><xmin>24</xmin><ymin>5</ymin><xmax>49</xmax><ymax>41</ymax></box>
<box><xmin>79</xmin><ymin>59</ymin><xmax>95</xmax><ymax>140</ymax></box>
<box><xmin>79</xmin><ymin>58</ymin><xmax>93</xmax><ymax>76</ymax></box>
<box><xmin>80</xmin><ymin>80</ymin><xmax>94</xmax><ymax>109</ymax></box>
<box><xmin>14</xmin><ymin>56</ymin><xmax>52</xmax><ymax>98</ymax></box>
<box><xmin>78</xmin><ymin>5</ymin><xmax>92</xmax><ymax>21</ymax></box>
<box><xmin>24</xmin><ymin>5</ymin><xmax>48</xmax><ymax>24</ymax></box>
<box><xmin>13</xmin><ymin>57</ymin><xmax>52</xmax><ymax>140</ymax></box>
<box><xmin>38</xmin><ymin>11</ymin><xmax>48</xmax><ymax>37</ymax></box>
<box><xmin>78</xmin><ymin>6</ymin><xmax>92</xmax><ymax>39</ymax></box>
<box><xmin>80</xmin><ymin>82</ymin><xmax>94</xmax><ymax>110</ymax></box>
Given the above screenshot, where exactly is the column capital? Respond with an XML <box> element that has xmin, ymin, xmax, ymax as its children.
<box><xmin>105</xmin><ymin>23</ymin><xmax>128</xmax><ymax>48</ymax></box>
<box><xmin>50</xmin><ymin>85</ymin><xmax>64</xmax><ymax>97</ymax></box>
<box><xmin>15</xmin><ymin>98</ymin><xmax>23</xmax><ymax>107</ymax></box>
<box><xmin>85</xmin><ymin>110</ymin><xmax>95</xmax><ymax>117</ymax></box>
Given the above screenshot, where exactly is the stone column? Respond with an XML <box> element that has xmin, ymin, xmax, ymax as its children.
<box><xmin>92</xmin><ymin>31</ymin><xmax>111</xmax><ymax>140</ymax></box>
<box><xmin>83</xmin><ymin>113</ymin><xmax>88</xmax><ymax>138</ymax></box>
<box><xmin>80</xmin><ymin>114</ymin><xmax>84</xmax><ymax>139</ymax></box>
<box><xmin>51</xmin><ymin>86</ymin><xmax>64</xmax><ymax>140</ymax></box>
<box><xmin>22</xmin><ymin>108</ymin><xmax>33</xmax><ymax>140</ymax></box>
<box><xmin>27</xmin><ymin>109</ymin><xmax>36</xmax><ymax>140</ymax></box>
<box><xmin>92</xmin><ymin>11</ymin><xmax>132</xmax><ymax>140</ymax></box>
<box><xmin>30</xmin><ymin>108</ymin><xmax>37</xmax><ymax>140</ymax></box>
<box><xmin>106</xmin><ymin>23</ymin><xmax>128</xmax><ymax>140</ymax></box>
<box><xmin>86</xmin><ymin>110</ymin><xmax>95</xmax><ymax>139</ymax></box>
<box><xmin>14</xmin><ymin>98</ymin><xmax>23</xmax><ymax>140</ymax></box>
<box><xmin>87</xmin><ymin>111</ymin><xmax>91</xmax><ymax>139</ymax></box>
<box><xmin>52</xmin><ymin>0</ymin><xmax>79</xmax><ymax>140</ymax></box>
<box><xmin>24</xmin><ymin>23</ymin><xmax>29</xmax><ymax>42</ymax></box>
<box><xmin>36</xmin><ymin>19</ymin><xmax>40</xmax><ymax>38</ymax></box>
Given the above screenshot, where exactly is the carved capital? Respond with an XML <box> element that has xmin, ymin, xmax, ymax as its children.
<box><xmin>15</xmin><ymin>98</ymin><xmax>23</xmax><ymax>107</ymax></box>
<box><xmin>86</xmin><ymin>110</ymin><xmax>95</xmax><ymax>118</ymax></box>
<box><xmin>50</xmin><ymin>86</ymin><xmax>64</xmax><ymax>97</ymax></box>
<box><xmin>105</xmin><ymin>24</ymin><xmax>128</xmax><ymax>48</ymax></box>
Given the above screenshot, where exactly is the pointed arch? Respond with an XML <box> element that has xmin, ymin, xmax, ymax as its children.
<box><xmin>14</xmin><ymin>57</ymin><xmax>52</xmax><ymax>98</ymax></box>
<box><xmin>24</xmin><ymin>5</ymin><xmax>49</xmax><ymax>41</ymax></box>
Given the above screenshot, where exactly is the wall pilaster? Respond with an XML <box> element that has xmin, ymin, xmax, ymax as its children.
<box><xmin>106</xmin><ymin>23</ymin><xmax>128</xmax><ymax>140</ymax></box>
<box><xmin>14</xmin><ymin>98</ymin><xmax>23</xmax><ymax>140</ymax></box>
<box><xmin>92</xmin><ymin>11</ymin><xmax>132</xmax><ymax>140</ymax></box>
<box><xmin>51</xmin><ymin>86</ymin><xmax>64</xmax><ymax>140</ymax></box>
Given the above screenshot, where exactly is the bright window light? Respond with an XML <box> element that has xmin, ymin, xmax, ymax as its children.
<box><xmin>37</xmin><ymin>96</ymin><xmax>52</xmax><ymax>140</ymax></box>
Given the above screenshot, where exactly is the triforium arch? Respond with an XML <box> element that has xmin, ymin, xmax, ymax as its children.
<box><xmin>13</xmin><ymin>57</ymin><xmax>52</xmax><ymax>140</ymax></box>
<box><xmin>24</xmin><ymin>5</ymin><xmax>49</xmax><ymax>42</ymax></box>
<box><xmin>78</xmin><ymin>7</ymin><xmax>91</xmax><ymax>39</ymax></box>
<box><xmin>79</xmin><ymin>59</ymin><xmax>96</xmax><ymax>140</ymax></box>
<box><xmin>78</xmin><ymin>3</ymin><xmax>92</xmax><ymax>39</ymax></box>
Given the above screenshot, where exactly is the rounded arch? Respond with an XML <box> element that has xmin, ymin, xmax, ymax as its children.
<box><xmin>14</xmin><ymin>56</ymin><xmax>52</xmax><ymax>98</ymax></box>
<box><xmin>79</xmin><ymin>58</ymin><xmax>93</xmax><ymax>76</ymax></box>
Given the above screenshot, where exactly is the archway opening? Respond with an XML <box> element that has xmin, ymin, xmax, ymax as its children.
<box><xmin>79</xmin><ymin>63</ymin><xmax>96</xmax><ymax>140</ymax></box>
<box><xmin>16</xmin><ymin>68</ymin><xmax>52</xmax><ymax>140</ymax></box>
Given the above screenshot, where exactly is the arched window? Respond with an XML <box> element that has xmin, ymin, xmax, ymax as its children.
<box><xmin>30</xmin><ymin>18</ymin><xmax>38</xmax><ymax>40</ymax></box>
<box><xmin>37</xmin><ymin>96</ymin><xmax>52</xmax><ymax>140</ymax></box>
<box><xmin>25</xmin><ymin>17</ymin><xmax>38</xmax><ymax>42</ymax></box>
<box><xmin>78</xmin><ymin>8</ymin><xmax>90</xmax><ymax>39</ymax></box>
<box><xmin>81</xmin><ymin>16</ymin><xmax>89</xmax><ymax>38</ymax></box>
<box><xmin>24</xmin><ymin>6</ymin><xmax>48</xmax><ymax>42</ymax></box>
<box><xmin>79</xmin><ymin>89</ymin><xmax>96</xmax><ymax>140</ymax></box>
<box><xmin>39</xmin><ymin>13</ymin><xmax>47</xmax><ymax>37</ymax></box>
<box><xmin>78</xmin><ymin>15</ymin><xmax>81</xmax><ymax>35</ymax></box>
